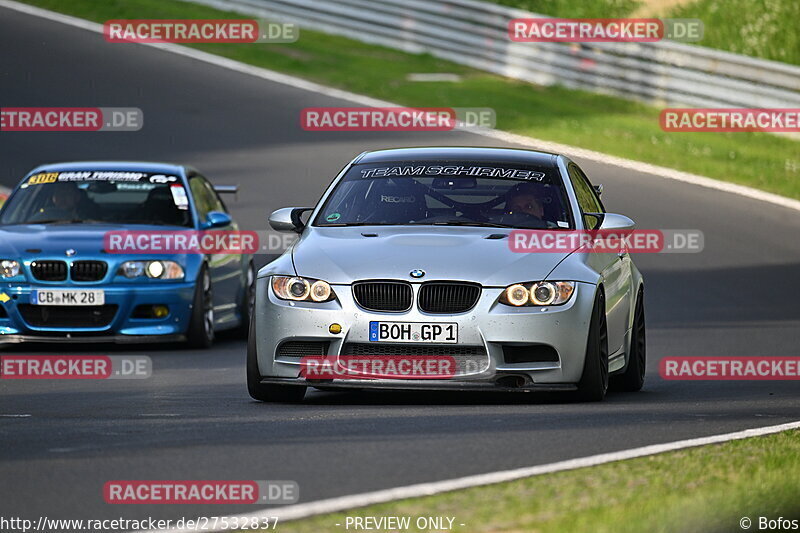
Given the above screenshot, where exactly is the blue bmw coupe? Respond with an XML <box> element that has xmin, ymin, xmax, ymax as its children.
<box><xmin>0</xmin><ymin>162</ymin><xmax>255</xmax><ymax>347</ymax></box>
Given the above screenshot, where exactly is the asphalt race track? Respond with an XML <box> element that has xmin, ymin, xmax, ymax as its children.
<box><xmin>1</xmin><ymin>6</ymin><xmax>799</xmax><ymax>525</ymax></box>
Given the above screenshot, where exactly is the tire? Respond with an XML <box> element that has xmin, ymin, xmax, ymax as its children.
<box><xmin>576</xmin><ymin>289</ymin><xmax>609</xmax><ymax>401</ymax></box>
<box><xmin>610</xmin><ymin>287</ymin><xmax>646</xmax><ymax>392</ymax></box>
<box><xmin>186</xmin><ymin>265</ymin><xmax>215</xmax><ymax>349</ymax></box>
<box><xmin>234</xmin><ymin>261</ymin><xmax>256</xmax><ymax>338</ymax></box>
<box><xmin>247</xmin><ymin>317</ymin><xmax>306</xmax><ymax>403</ymax></box>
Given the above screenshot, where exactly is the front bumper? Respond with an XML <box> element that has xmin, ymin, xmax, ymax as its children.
<box><xmin>254</xmin><ymin>277</ymin><xmax>597</xmax><ymax>386</ymax></box>
<box><xmin>0</xmin><ymin>282</ymin><xmax>195</xmax><ymax>344</ymax></box>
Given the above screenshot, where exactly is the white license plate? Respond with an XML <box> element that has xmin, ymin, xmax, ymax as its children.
<box><xmin>369</xmin><ymin>321</ymin><xmax>458</xmax><ymax>343</ymax></box>
<box><xmin>31</xmin><ymin>289</ymin><xmax>105</xmax><ymax>306</ymax></box>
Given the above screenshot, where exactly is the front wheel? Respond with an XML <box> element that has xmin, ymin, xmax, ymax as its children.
<box><xmin>576</xmin><ymin>289</ymin><xmax>609</xmax><ymax>401</ymax></box>
<box><xmin>186</xmin><ymin>265</ymin><xmax>215</xmax><ymax>349</ymax></box>
<box><xmin>247</xmin><ymin>317</ymin><xmax>306</xmax><ymax>403</ymax></box>
<box><xmin>610</xmin><ymin>287</ymin><xmax>646</xmax><ymax>392</ymax></box>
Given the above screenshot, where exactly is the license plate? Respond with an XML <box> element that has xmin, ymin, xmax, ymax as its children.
<box><xmin>31</xmin><ymin>289</ymin><xmax>105</xmax><ymax>306</ymax></box>
<box><xmin>369</xmin><ymin>321</ymin><xmax>458</xmax><ymax>343</ymax></box>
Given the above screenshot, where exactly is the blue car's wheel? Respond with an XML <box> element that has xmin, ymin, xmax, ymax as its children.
<box><xmin>235</xmin><ymin>261</ymin><xmax>256</xmax><ymax>338</ymax></box>
<box><xmin>186</xmin><ymin>265</ymin><xmax>214</xmax><ymax>348</ymax></box>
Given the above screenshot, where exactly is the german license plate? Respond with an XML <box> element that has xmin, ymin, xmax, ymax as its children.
<box><xmin>31</xmin><ymin>289</ymin><xmax>105</xmax><ymax>306</ymax></box>
<box><xmin>369</xmin><ymin>321</ymin><xmax>458</xmax><ymax>343</ymax></box>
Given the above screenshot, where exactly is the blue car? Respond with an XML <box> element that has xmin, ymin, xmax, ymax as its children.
<box><xmin>0</xmin><ymin>162</ymin><xmax>255</xmax><ymax>347</ymax></box>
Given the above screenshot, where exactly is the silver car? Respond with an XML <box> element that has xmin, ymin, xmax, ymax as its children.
<box><xmin>248</xmin><ymin>147</ymin><xmax>645</xmax><ymax>402</ymax></box>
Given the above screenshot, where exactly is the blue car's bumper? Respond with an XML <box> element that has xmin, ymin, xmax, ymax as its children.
<box><xmin>0</xmin><ymin>282</ymin><xmax>195</xmax><ymax>344</ymax></box>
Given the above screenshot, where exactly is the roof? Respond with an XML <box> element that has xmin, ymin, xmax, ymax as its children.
<box><xmin>354</xmin><ymin>147</ymin><xmax>560</xmax><ymax>166</ymax></box>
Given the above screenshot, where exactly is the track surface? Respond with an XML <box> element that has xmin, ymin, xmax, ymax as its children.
<box><xmin>1</xmin><ymin>6</ymin><xmax>799</xmax><ymax>525</ymax></box>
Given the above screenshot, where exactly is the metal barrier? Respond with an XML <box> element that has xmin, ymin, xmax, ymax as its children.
<box><xmin>189</xmin><ymin>0</ymin><xmax>800</xmax><ymax>108</ymax></box>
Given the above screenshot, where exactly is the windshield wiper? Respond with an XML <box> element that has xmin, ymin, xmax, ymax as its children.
<box><xmin>27</xmin><ymin>219</ymin><xmax>103</xmax><ymax>225</ymax></box>
<box><xmin>428</xmin><ymin>220</ymin><xmax>514</xmax><ymax>228</ymax></box>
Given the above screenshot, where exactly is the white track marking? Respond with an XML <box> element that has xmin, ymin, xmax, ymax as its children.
<box><xmin>1</xmin><ymin>0</ymin><xmax>799</xmax><ymax>213</ymax></box>
<box><xmin>129</xmin><ymin>420</ymin><xmax>800</xmax><ymax>532</ymax></box>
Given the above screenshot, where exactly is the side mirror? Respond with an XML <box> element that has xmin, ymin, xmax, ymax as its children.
<box><xmin>269</xmin><ymin>207</ymin><xmax>314</xmax><ymax>233</ymax></box>
<box><xmin>203</xmin><ymin>211</ymin><xmax>232</xmax><ymax>229</ymax></box>
<box><xmin>599</xmin><ymin>213</ymin><xmax>636</xmax><ymax>231</ymax></box>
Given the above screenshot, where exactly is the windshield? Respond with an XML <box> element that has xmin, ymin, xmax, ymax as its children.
<box><xmin>0</xmin><ymin>170</ymin><xmax>193</xmax><ymax>227</ymax></box>
<box><xmin>314</xmin><ymin>162</ymin><xmax>573</xmax><ymax>229</ymax></box>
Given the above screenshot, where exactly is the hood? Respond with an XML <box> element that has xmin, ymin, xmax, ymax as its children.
<box><xmin>291</xmin><ymin>226</ymin><xmax>572</xmax><ymax>286</ymax></box>
<box><xmin>0</xmin><ymin>223</ymin><xmax>183</xmax><ymax>259</ymax></box>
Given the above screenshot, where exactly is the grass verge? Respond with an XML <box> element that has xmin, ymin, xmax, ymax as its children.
<box><xmin>490</xmin><ymin>0</ymin><xmax>800</xmax><ymax>66</ymax></box>
<box><xmin>17</xmin><ymin>0</ymin><xmax>800</xmax><ymax>200</ymax></box>
<box><xmin>268</xmin><ymin>429</ymin><xmax>800</xmax><ymax>533</ymax></box>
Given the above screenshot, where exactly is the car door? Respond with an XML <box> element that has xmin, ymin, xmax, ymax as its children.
<box><xmin>189</xmin><ymin>174</ymin><xmax>243</xmax><ymax>327</ymax></box>
<box><xmin>568</xmin><ymin>163</ymin><xmax>632</xmax><ymax>355</ymax></box>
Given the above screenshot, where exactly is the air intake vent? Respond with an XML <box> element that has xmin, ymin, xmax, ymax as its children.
<box><xmin>352</xmin><ymin>281</ymin><xmax>412</xmax><ymax>312</ymax></box>
<box><xmin>30</xmin><ymin>260</ymin><xmax>67</xmax><ymax>281</ymax></box>
<box><xmin>342</xmin><ymin>343</ymin><xmax>489</xmax><ymax>376</ymax></box>
<box><xmin>276</xmin><ymin>341</ymin><xmax>329</xmax><ymax>359</ymax></box>
<box><xmin>18</xmin><ymin>304</ymin><xmax>118</xmax><ymax>328</ymax></box>
<box><xmin>71</xmin><ymin>261</ymin><xmax>108</xmax><ymax>282</ymax></box>
<box><xmin>418</xmin><ymin>282</ymin><xmax>481</xmax><ymax>313</ymax></box>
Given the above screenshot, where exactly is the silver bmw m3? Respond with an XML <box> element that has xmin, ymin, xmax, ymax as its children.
<box><xmin>248</xmin><ymin>147</ymin><xmax>645</xmax><ymax>402</ymax></box>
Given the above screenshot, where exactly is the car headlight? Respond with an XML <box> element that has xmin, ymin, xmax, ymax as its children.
<box><xmin>118</xmin><ymin>260</ymin><xmax>184</xmax><ymax>280</ymax></box>
<box><xmin>272</xmin><ymin>276</ymin><xmax>335</xmax><ymax>302</ymax></box>
<box><xmin>499</xmin><ymin>281</ymin><xmax>575</xmax><ymax>307</ymax></box>
<box><xmin>0</xmin><ymin>260</ymin><xmax>20</xmax><ymax>278</ymax></box>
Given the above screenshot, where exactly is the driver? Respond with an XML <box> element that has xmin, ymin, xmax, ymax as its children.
<box><xmin>504</xmin><ymin>182</ymin><xmax>545</xmax><ymax>219</ymax></box>
<box><xmin>33</xmin><ymin>182</ymin><xmax>87</xmax><ymax>221</ymax></box>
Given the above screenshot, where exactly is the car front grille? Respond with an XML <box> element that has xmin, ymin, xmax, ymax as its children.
<box><xmin>352</xmin><ymin>281</ymin><xmax>412</xmax><ymax>312</ymax></box>
<box><xmin>30</xmin><ymin>260</ymin><xmax>67</xmax><ymax>281</ymax></box>
<box><xmin>418</xmin><ymin>282</ymin><xmax>481</xmax><ymax>313</ymax></box>
<box><xmin>341</xmin><ymin>342</ymin><xmax>489</xmax><ymax>376</ymax></box>
<box><xmin>70</xmin><ymin>260</ymin><xmax>108</xmax><ymax>282</ymax></box>
<box><xmin>18</xmin><ymin>304</ymin><xmax>118</xmax><ymax>328</ymax></box>
<box><xmin>276</xmin><ymin>341</ymin><xmax>330</xmax><ymax>359</ymax></box>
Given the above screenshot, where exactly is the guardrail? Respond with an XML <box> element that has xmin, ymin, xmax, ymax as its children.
<box><xmin>189</xmin><ymin>0</ymin><xmax>800</xmax><ymax>108</ymax></box>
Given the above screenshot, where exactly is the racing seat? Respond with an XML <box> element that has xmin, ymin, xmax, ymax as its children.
<box><xmin>142</xmin><ymin>187</ymin><xmax>186</xmax><ymax>226</ymax></box>
<box><xmin>364</xmin><ymin>179</ymin><xmax>428</xmax><ymax>223</ymax></box>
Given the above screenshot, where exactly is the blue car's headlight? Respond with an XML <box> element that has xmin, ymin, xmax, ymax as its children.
<box><xmin>118</xmin><ymin>260</ymin><xmax>184</xmax><ymax>280</ymax></box>
<box><xmin>272</xmin><ymin>276</ymin><xmax>335</xmax><ymax>302</ymax></box>
<box><xmin>500</xmin><ymin>281</ymin><xmax>575</xmax><ymax>307</ymax></box>
<box><xmin>0</xmin><ymin>260</ymin><xmax>20</xmax><ymax>278</ymax></box>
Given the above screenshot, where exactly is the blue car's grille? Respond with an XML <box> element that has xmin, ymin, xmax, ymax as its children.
<box><xmin>418</xmin><ymin>282</ymin><xmax>481</xmax><ymax>313</ymax></box>
<box><xmin>18</xmin><ymin>304</ymin><xmax>118</xmax><ymax>328</ymax></box>
<box><xmin>30</xmin><ymin>260</ymin><xmax>67</xmax><ymax>281</ymax></box>
<box><xmin>352</xmin><ymin>281</ymin><xmax>413</xmax><ymax>312</ymax></box>
<box><xmin>70</xmin><ymin>261</ymin><xmax>108</xmax><ymax>282</ymax></box>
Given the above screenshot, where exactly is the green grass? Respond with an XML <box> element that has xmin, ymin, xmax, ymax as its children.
<box><xmin>270</xmin><ymin>429</ymin><xmax>800</xmax><ymax>533</ymax></box>
<box><xmin>670</xmin><ymin>0</ymin><xmax>800</xmax><ymax>65</ymax></box>
<box><xmin>22</xmin><ymin>0</ymin><xmax>800</xmax><ymax>199</ymax></box>
<box><xmin>489</xmin><ymin>0</ymin><xmax>640</xmax><ymax>18</ymax></box>
<box><xmin>488</xmin><ymin>0</ymin><xmax>800</xmax><ymax>66</ymax></box>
